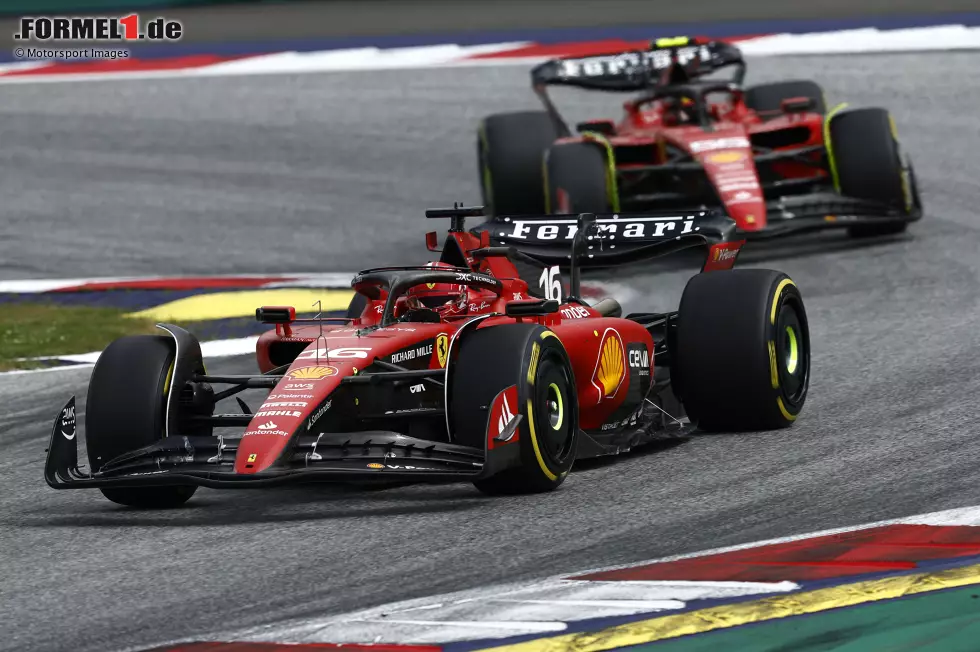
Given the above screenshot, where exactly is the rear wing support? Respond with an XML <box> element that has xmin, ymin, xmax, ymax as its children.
<box><xmin>567</xmin><ymin>212</ymin><xmax>596</xmax><ymax>303</ymax></box>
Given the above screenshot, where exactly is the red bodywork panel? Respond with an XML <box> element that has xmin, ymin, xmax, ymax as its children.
<box><xmin>245</xmin><ymin>229</ymin><xmax>656</xmax><ymax>473</ymax></box>
<box><xmin>563</xmin><ymin>95</ymin><xmax>826</xmax><ymax>231</ymax></box>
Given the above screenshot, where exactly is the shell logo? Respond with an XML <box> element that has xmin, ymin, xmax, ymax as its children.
<box><xmin>707</xmin><ymin>151</ymin><xmax>744</xmax><ymax>164</ymax></box>
<box><xmin>592</xmin><ymin>329</ymin><xmax>626</xmax><ymax>401</ymax></box>
<box><xmin>287</xmin><ymin>365</ymin><xmax>337</xmax><ymax>380</ymax></box>
<box><xmin>367</xmin><ymin>463</ymin><xmax>384</xmax><ymax>469</ymax></box>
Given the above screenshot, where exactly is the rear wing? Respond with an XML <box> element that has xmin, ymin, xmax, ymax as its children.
<box><xmin>424</xmin><ymin>205</ymin><xmax>744</xmax><ymax>303</ymax></box>
<box><xmin>469</xmin><ymin>209</ymin><xmax>739</xmax><ymax>265</ymax></box>
<box><xmin>530</xmin><ymin>37</ymin><xmax>745</xmax><ymax>93</ymax></box>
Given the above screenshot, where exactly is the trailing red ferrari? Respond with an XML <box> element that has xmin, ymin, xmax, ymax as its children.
<box><xmin>45</xmin><ymin>206</ymin><xmax>810</xmax><ymax>507</ymax></box>
<box><xmin>478</xmin><ymin>36</ymin><xmax>921</xmax><ymax>239</ymax></box>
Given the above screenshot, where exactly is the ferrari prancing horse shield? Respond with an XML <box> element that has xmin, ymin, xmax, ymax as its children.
<box><xmin>436</xmin><ymin>333</ymin><xmax>449</xmax><ymax>368</ymax></box>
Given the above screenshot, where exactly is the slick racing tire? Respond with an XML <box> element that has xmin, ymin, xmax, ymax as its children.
<box><xmin>674</xmin><ymin>269</ymin><xmax>809</xmax><ymax>431</ymax></box>
<box><xmin>86</xmin><ymin>335</ymin><xmax>198</xmax><ymax>508</ymax></box>
<box><xmin>544</xmin><ymin>142</ymin><xmax>611</xmax><ymax>214</ymax></box>
<box><xmin>745</xmin><ymin>80</ymin><xmax>826</xmax><ymax>117</ymax></box>
<box><xmin>827</xmin><ymin>107</ymin><xmax>915</xmax><ymax>238</ymax></box>
<box><xmin>478</xmin><ymin>111</ymin><xmax>558</xmax><ymax>215</ymax></box>
<box><xmin>450</xmin><ymin>324</ymin><xmax>578</xmax><ymax>494</ymax></box>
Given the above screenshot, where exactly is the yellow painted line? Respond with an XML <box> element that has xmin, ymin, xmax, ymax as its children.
<box><xmin>476</xmin><ymin>562</ymin><xmax>980</xmax><ymax>652</ymax></box>
<box><xmin>126</xmin><ymin>289</ymin><xmax>353</xmax><ymax>322</ymax></box>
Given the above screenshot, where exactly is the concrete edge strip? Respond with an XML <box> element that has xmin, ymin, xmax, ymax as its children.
<box><xmin>204</xmin><ymin>504</ymin><xmax>980</xmax><ymax>650</ymax></box>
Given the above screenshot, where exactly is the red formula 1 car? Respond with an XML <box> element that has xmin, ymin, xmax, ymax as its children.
<box><xmin>45</xmin><ymin>206</ymin><xmax>810</xmax><ymax>508</ymax></box>
<box><xmin>477</xmin><ymin>36</ymin><xmax>922</xmax><ymax>240</ymax></box>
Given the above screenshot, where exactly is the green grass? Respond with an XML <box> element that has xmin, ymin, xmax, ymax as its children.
<box><xmin>0</xmin><ymin>302</ymin><xmax>181</xmax><ymax>371</ymax></box>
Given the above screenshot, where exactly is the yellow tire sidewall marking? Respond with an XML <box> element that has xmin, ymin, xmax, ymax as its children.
<box><xmin>526</xmin><ymin>399</ymin><xmax>557</xmax><ymax>482</ymax></box>
<box><xmin>769</xmin><ymin>278</ymin><xmax>800</xmax><ymax>418</ymax></box>
<box><xmin>822</xmin><ymin>102</ymin><xmax>850</xmax><ymax>192</ymax></box>
<box><xmin>770</xmin><ymin>278</ymin><xmax>796</xmax><ymax>325</ymax></box>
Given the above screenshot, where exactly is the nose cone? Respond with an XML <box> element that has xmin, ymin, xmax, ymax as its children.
<box><xmin>698</xmin><ymin>148</ymin><xmax>767</xmax><ymax>231</ymax></box>
<box><xmin>724</xmin><ymin>197</ymin><xmax>768</xmax><ymax>231</ymax></box>
<box><xmin>234</xmin><ymin>364</ymin><xmax>343</xmax><ymax>474</ymax></box>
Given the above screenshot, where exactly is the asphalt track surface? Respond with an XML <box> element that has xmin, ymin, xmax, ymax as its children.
<box><xmin>5</xmin><ymin>51</ymin><xmax>980</xmax><ymax>652</ymax></box>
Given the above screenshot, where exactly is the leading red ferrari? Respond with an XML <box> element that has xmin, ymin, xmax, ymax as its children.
<box><xmin>45</xmin><ymin>206</ymin><xmax>810</xmax><ymax>508</ymax></box>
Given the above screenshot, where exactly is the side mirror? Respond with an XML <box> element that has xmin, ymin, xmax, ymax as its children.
<box><xmin>256</xmin><ymin>305</ymin><xmax>296</xmax><ymax>337</ymax></box>
<box><xmin>255</xmin><ymin>306</ymin><xmax>295</xmax><ymax>324</ymax></box>
<box><xmin>425</xmin><ymin>231</ymin><xmax>440</xmax><ymax>252</ymax></box>
<box><xmin>781</xmin><ymin>96</ymin><xmax>814</xmax><ymax>114</ymax></box>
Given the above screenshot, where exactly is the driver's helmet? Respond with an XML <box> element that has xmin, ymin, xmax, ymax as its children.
<box><xmin>664</xmin><ymin>95</ymin><xmax>697</xmax><ymax>124</ymax></box>
<box><xmin>405</xmin><ymin>262</ymin><xmax>467</xmax><ymax>315</ymax></box>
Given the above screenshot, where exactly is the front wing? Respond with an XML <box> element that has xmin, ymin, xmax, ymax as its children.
<box><xmin>742</xmin><ymin>193</ymin><xmax>922</xmax><ymax>240</ymax></box>
<box><xmin>44</xmin><ymin>397</ymin><xmax>522</xmax><ymax>490</ymax></box>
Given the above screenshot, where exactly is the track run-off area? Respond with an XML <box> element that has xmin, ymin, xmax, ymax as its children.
<box><xmin>3</xmin><ymin>8</ymin><xmax>980</xmax><ymax>652</ymax></box>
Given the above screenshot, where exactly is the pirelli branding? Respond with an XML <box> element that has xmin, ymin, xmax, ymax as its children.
<box><xmin>497</xmin><ymin>215</ymin><xmax>698</xmax><ymax>243</ymax></box>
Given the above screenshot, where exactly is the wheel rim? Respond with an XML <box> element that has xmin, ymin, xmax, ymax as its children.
<box><xmin>547</xmin><ymin>382</ymin><xmax>564</xmax><ymax>430</ymax></box>
<box><xmin>775</xmin><ymin>300</ymin><xmax>808</xmax><ymax>403</ymax></box>
<box><xmin>534</xmin><ymin>352</ymin><xmax>575</xmax><ymax>463</ymax></box>
<box><xmin>784</xmin><ymin>326</ymin><xmax>799</xmax><ymax>375</ymax></box>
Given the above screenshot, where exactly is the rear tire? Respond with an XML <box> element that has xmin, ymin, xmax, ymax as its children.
<box><xmin>478</xmin><ymin>111</ymin><xmax>558</xmax><ymax>215</ymax></box>
<box><xmin>544</xmin><ymin>142</ymin><xmax>611</xmax><ymax>214</ymax></box>
<box><xmin>86</xmin><ymin>334</ymin><xmax>198</xmax><ymax>508</ymax></box>
<box><xmin>827</xmin><ymin>107</ymin><xmax>914</xmax><ymax>238</ymax></box>
<box><xmin>675</xmin><ymin>269</ymin><xmax>810</xmax><ymax>431</ymax></box>
<box><xmin>745</xmin><ymin>80</ymin><xmax>826</xmax><ymax>117</ymax></box>
<box><xmin>450</xmin><ymin>324</ymin><xmax>578</xmax><ymax>494</ymax></box>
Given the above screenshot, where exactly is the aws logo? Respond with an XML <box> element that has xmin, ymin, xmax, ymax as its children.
<box><xmin>591</xmin><ymin>328</ymin><xmax>626</xmax><ymax>403</ymax></box>
<box><xmin>287</xmin><ymin>365</ymin><xmax>337</xmax><ymax>380</ymax></box>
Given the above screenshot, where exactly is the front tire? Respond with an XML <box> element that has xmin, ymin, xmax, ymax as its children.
<box><xmin>450</xmin><ymin>324</ymin><xmax>578</xmax><ymax>494</ymax></box>
<box><xmin>827</xmin><ymin>107</ymin><xmax>915</xmax><ymax>238</ymax></box>
<box><xmin>478</xmin><ymin>111</ymin><xmax>558</xmax><ymax>216</ymax></box>
<box><xmin>674</xmin><ymin>269</ymin><xmax>810</xmax><ymax>431</ymax></box>
<box><xmin>86</xmin><ymin>334</ymin><xmax>198</xmax><ymax>508</ymax></box>
<box><xmin>544</xmin><ymin>142</ymin><xmax>611</xmax><ymax>214</ymax></box>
